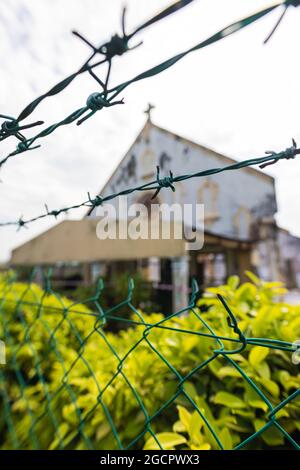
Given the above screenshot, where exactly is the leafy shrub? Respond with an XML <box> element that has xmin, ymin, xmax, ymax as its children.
<box><xmin>64</xmin><ymin>271</ymin><xmax>158</xmax><ymax>331</ymax></box>
<box><xmin>0</xmin><ymin>273</ymin><xmax>299</xmax><ymax>450</ymax></box>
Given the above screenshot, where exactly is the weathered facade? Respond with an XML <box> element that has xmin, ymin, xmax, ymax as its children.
<box><xmin>87</xmin><ymin>118</ymin><xmax>280</xmax><ymax>309</ymax></box>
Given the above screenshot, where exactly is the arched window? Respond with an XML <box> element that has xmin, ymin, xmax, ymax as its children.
<box><xmin>141</xmin><ymin>149</ymin><xmax>156</xmax><ymax>179</ymax></box>
<box><xmin>233</xmin><ymin>207</ymin><xmax>252</xmax><ymax>239</ymax></box>
<box><xmin>197</xmin><ymin>179</ymin><xmax>219</xmax><ymax>224</ymax></box>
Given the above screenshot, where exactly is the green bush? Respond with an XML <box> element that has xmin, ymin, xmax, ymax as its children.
<box><xmin>63</xmin><ymin>271</ymin><xmax>158</xmax><ymax>331</ymax></box>
<box><xmin>0</xmin><ymin>272</ymin><xmax>299</xmax><ymax>450</ymax></box>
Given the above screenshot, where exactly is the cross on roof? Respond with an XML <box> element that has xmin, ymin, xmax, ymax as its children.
<box><xmin>144</xmin><ymin>103</ymin><xmax>155</xmax><ymax>121</ymax></box>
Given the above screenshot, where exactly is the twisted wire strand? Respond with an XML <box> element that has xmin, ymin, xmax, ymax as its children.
<box><xmin>0</xmin><ymin>139</ymin><xmax>298</xmax><ymax>228</ymax></box>
<box><xmin>0</xmin><ymin>1</ymin><xmax>295</xmax><ymax>168</ymax></box>
<box><xmin>0</xmin><ymin>1</ymin><xmax>196</xmax><ymax>148</ymax></box>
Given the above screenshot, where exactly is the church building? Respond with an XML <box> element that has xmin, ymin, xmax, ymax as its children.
<box><xmin>10</xmin><ymin>109</ymin><xmax>297</xmax><ymax>312</ymax></box>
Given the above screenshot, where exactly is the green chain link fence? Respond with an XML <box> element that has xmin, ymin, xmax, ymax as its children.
<box><xmin>0</xmin><ymin>271</ymin><xmax>299</xmax><ymax>450</ymax></box>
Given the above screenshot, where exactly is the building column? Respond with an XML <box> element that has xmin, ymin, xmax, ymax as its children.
<box><xmin>225</xmin><ymin>249</ymin><xmax>237</xmax><ymax>277</ymax></box>
<box><xmin>172</xmin><ymin>255</ymin><xmax>189</xmax><ymax>312</ymax></box>
<box><xmin>238</xmin><ymin>250</ymin><xmax>251</xmax><ymax>282</ymax></box>
<box><xmin>256</xmin><ymin>221</ymin><xmax>281</xmax><ymax>281</ymax></box>
<box><xmin>147</xmin><ymin>257</ymin><xmax>161</xmax><ymax>283</ymax></box>
<box><xmin>34</xmin><ymin>266</ymin><xmax>44</xmax><ymax>286</ymax></box>
<box><xmin>265</xmin><ymin>238</ymin><xmax>281</xmax><ymax>281</ymax></box>
<box><xmin>82</xmin><ymin>263</ymin><xmax>91</xmax><ymax>285</ymax></box>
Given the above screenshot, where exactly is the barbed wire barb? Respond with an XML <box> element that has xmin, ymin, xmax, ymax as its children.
<box><xmin>259</xmin><ymin>138</ymin><xmax>299</xmax><ymax>169</ymax></box>
<box><xmin>264</xmin><ymin>0</ymin><xmax>300</xmax><ymax>44</ymax></box>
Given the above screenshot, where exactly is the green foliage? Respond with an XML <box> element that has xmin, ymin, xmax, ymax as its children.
<box><xmin>64</xmin><ymin>271</ymin><xmax>157</xmax><ymax>330</ymax></box>
<box><xmin>0</xmin><ymin>273</ymin><xmax>299</xmax><ymax>450</ymax></box>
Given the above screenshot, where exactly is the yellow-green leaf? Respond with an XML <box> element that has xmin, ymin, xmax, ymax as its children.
<box><xmin>143</xmin><ymin>432</ymin><xmax>187</xmax><ymax>450</ymax></box>
<box><xmin>249</xmin><ymin>346</ymin><xmax>269</xmax><ymax>368</ymax></box>
<box><xmin>245</xmin><ymin>271</ymin><xmax>261</xmax><ymax>285</ymax></box>
<box><xmin>213</xmin><ymin>392</ymin><xmax>246</xmax><ymax>409</ymax></box>
<box><xmin>190</xmin><ymin>443</ymin><xmax>211</xmax><ymax>450</ymax></box>
<box><xmin>189</xmin><ymin>410</ymin><xmax>205</xmax><ymax>444</ymax></box>
<box><xmin>177</xmin><ymin>405</ymin><xmax>191</xmax><ymax>432</ymax></box>
<box><xmin>256</xmin><ymin>361</ymin><xmax>271</xmax><ymax>380</ymax></box>
<box><xmin>254</xmin><ymin>420</ymin><xmax>284</xmax><ymax>447</ymax></box>
<box><xmin>259</xmin><ymin>378</ymin><xmax>280</xmax><ymax>397</ymax></box>
<box><xmin>49</xmin><ymin>423</ymin><xmax>69</xmax><ymax>450</ymax></box>
<box><xmin>244</xmin><ymin>386</ymin><xmax>268</xmax><ymax>412</ymax></box>
<box><xmin>173</xmin><ymin>420</ymin><xmax>186</xmax><ymax>433</ymax></box>
<box><xmin>217</xmin><ymin>366</ymin><xmax>242</xmax><ymax>379</ymax></box>
<box><xmin>220</xmin><ymin>428</ymin><xmax>233</xmax><ymax>450</ymax></box>
<box><xmin>228</xmin><ymin>275</ymin><xmax>240</xmax><ymax>290</ymax></box>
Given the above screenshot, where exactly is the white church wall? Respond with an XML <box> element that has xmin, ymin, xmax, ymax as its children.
<box><xmin>89</xmin><ymin>123</ymin><xmax>276</xmax><ymax>242</ymax></box>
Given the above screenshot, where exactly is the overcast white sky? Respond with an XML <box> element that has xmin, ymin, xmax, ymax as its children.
<box><xmin>0</xmin><ymin>0</ymin><xmax>300</xmax><ymax>262</ymax></box>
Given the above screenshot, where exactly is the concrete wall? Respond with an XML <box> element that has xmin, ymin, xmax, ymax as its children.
<box><xmin>278</xmin><ymin>229</ymin><xmax>300</xmax><ymax>288</ymax></box>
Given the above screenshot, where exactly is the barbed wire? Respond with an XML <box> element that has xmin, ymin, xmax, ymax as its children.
<box><xmin>0</xmin><ymin>1</ymin><xmax>195</xmax><ymax>139</ymax></box>
<box><xmin>0</xmin><ymin>0</ymin><xmax>297</xmax><ymax>169</ymax></box>
<box><xmin>0</xmin><ymin>139</ymin><xmax>298</xmax><ymax>229</ymax></box>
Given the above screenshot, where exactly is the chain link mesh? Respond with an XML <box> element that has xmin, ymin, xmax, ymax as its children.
<box><xmin>0</xmin><ymin>271</ymin><xmax>299</xmax><ymax>450</ymax></box>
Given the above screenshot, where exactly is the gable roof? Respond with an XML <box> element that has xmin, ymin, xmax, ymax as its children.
<box><xmin>153</xmin><ymin>122</ymin><xmax>274</xmax><ymax>183</ymax></box>
<box><xmin>86</xmin><ymin>119</ymin><xmax>274</xmax><ymax>216</ymax></box>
